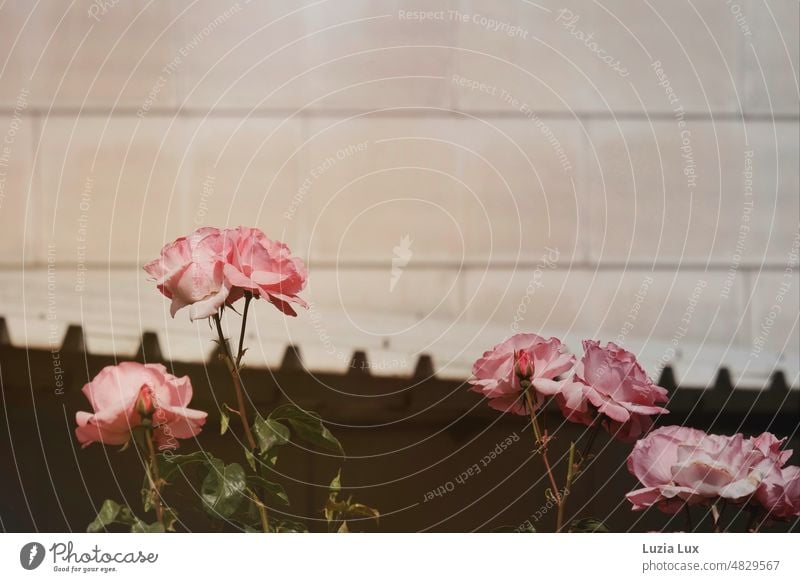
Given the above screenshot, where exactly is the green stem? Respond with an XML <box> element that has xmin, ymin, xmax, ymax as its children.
<box><xmin>684</xmin><ymin>504</ymin><xmax>693</xmax><ymax>532</ymax></box>
<box><xmin>212</xmin><ymin>311</ymin><xmax>270</xmax><ymax>532</ymax></box>
<box><xmin>213</xmin><ymin>313</ymin><xmax>257</xmax><ymax>452</ymax></box>
<box><xmin>524</xmin><ymin>390</ymin><xmax>562</xmax><ymax>523</ymax></box>
<box><xmin>747</xmin><ymin>507</ymin><xmax>766</xmax><ymax>533</ymax></box>
<box><xmin>580</xmin><ymin>418</ymin><xmax>602</xmax><ymax>463</ymax></box>
<box><xmin>145</xmin><ymin>427</ymin><xmax>164</xmax><ymax>527</ymax></box>
<box><xmin>236</xmin><ymin>292</ymin><xmax>253</xmax><ymax>368</ymax></box>
<box><xmin>249</xmin><ymin>489</ymin><xmax>270</xmax><ymax>533</ymax></box>
<box><xmin>556</xmin><ymin>441</ymin><xmax>576</xmax><ymax>532</ymax></box>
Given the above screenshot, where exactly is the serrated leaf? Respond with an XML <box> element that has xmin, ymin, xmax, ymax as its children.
<box><xmin>87</xmin><ymin>500</ymin><xmax>126</xmax><ymax>533</ymax></box>
<box><xmin>569</xmin><ymin>518</ymin><xmax>610</xmax><ymax>533</ymax></box>
<box><xmin>158</xmin><ymin>451</ymin><xmax>215</xmax><ymax>482</ymax></box>
<box><xmin>269</xmin><ymin>404</ymin><xmax>344</xmax><ymax>455</ymax></box>
<box><xmin>87</xmin><ymin>499</ymin><xmax>163</xmax><ymax>533</ymax></box>
<box><xmin>246</xmin><ymin>475</ymin><xmax>290</xmax><ymax>507</ymax></box>
<box><xmin>220</xmin><ymin>410</ymin><xmax>230</xmax><ymax>436</ymax></box>
<box><xmin>252</xmin><ymin>416</ymin><xmax>290</xmax><ymax>454</ymax></box>
<box><xmin>201</xmin><ymin>459</ymin><xmax>247</xmax><ymax>519</ymax></box>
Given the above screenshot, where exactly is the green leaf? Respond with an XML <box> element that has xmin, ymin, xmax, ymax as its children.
<box><xmin>87</xmin><ymin>500</ymin><xmax>127</xmax><ymax>532</ymax></box>
<box><xmin>272</xmin><ymin>519</ymin><xmax>308</xmax><ymax>533</ymax></box>
<box><xmin>269</xmin><ymin>404</ymin><xmax>344</xmax><ymax>455</ymax></box>
<box><xmin>569</xmin><ymin>518</ymin><xmax>610</xmax><ymax>533</ymax></box>
<box><xmin>329</xmin><ymin>469</ymin><xmax>342</xmax><ymax>498</ymax></box>
<box><xmin>87</xmin><ymin>499</ymin><xmax>163</xmax><ymax>533</ymax></box>
<box><xmin>201</xmin><ymin>459</ymin><xmax>247</xmax><ymax>519</ymax></box>
<box><xmin>246</xmin><ymin>475</ymin><xmax>290</xmax><ymax>507</ymax></box>
<box><xmin>252</xmin><ymin>416</ymin><xmax>290</xmax><ymax>454</ymax></box>
<box><xmin>158</xmin><ymin>451</ymin><xmax>214</xmax><ymax>482</ymax></box>
<box><xmin>130</xmin><ymin>520</ymin><xmax>165</xmax><ymax>533</ymax></box>
<box><xmin>141</xmin><ymin>482</ymin><xmax>155</xmax><ymax>513</ymax></box>
<box><xmin>341</xmin><ymin>502</ymin><xmax>380</xmax><ymax>523</ymax></box>
<box><xmin>325</xmin><ymin>470</ymin><xmax>343</xmax><ymax>523</ymax></box>
<box><xmin>143</xmin><ymin>452</ymin><xmax>214</xmax><ymax>513</ymax></box>
<box><xmin>220</xmin><ymin>410</ymin><xmax>230</xmax><ymax>436</ymax></box>
<box><xmin>325</xmin><ymin>498</ymin><xmax>380</xmax><ymax>526</ymax></box>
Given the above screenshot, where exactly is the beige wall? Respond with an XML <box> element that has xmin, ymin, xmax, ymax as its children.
<box><xmin>0</xmin><ymin>0</ymin><xmax>797</xmax><ymax>386</ymax></box>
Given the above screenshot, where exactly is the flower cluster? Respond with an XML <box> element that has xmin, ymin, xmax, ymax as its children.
<box><xmin>627</xmin><ymin>426</ymin><xmax>800</xmax><ymax>519</ymax></box>
<box><xmin>469</xmin><ymin>334</ymin><xmax>668</xmax><ymax>442</ymax></box>
<box><xmin>76</xmin><ymin>227</ymin><xmax>374</xmax><ymax>534</ymax></box>
<box><xmin>144</xmin><ymin>226</ymin><xmax>308</xmax><ymax>320</ymax></box>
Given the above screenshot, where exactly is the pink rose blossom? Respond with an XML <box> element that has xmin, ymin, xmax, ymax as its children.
<box><xmin>749</xmin><ymin>432</ymin><xmax>800</xmax><ymax>519</ymax></box>
<box><xmin>222</xmin><ymin>226</ymin><xmax>308</xmax><ymax>316</ymax></box>
<box><xmin>144</xmin><ymin>227</ymin><xmax>230</xmax><ymax>320</ymax></box>
<box><xmin>756</xmin><ymin>465</ymin><xmax>800</xmax><ymax>519</ymax></box>
<box><xmin>469</xmin><ymin>333</ymin><xmax>575</xmax><ymax>415</ymax></box>
<box><xmin>557</xmin><ymin>340</ymin><xmax>669</xmax><ymax>441</ymax></box>
<box><xmin>751</xmin><ymin>432</ymin><xmax>793</xmax><ymax>466</ymax></box>
<box><xmin>627</xmin><ymin>427</ymin><xmax>782</xmax><ymax>513</ymax></box>
<box><xmin>626</xmin><ymin>426</ymin><xmax>707</xmax><ymax>513</ymax></box>
<box><xmin>75</xmin><ymin>362</ymin><xmax>207</xmax><ymax>449</ymax></box>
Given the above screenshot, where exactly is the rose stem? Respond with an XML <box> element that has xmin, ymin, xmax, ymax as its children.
<box><xmin>717</xmin><ymin>499</ymin><xmax>729</xmax><ymax>532</ymax></box>
<box><xmin>145</xmin><ymin>428</ymin><xmax>164</xmax><ymax>527</ymax></box>
<box><xmin>710</xmin><ymin>502</ymin><xmax>722</xmax><ymax>533</ymax></box>
<box><xmin>748</xmin><ymin>508</ymin><xmax>766</xmax><ymax>533</ymax></box>
<box><xmin>524</xmin><ymin>390</ymin><xmax>562</xmax><ymax>529</ymax></box>
<box><xmin>683</xmin><ymin>504</ymin><xmax>694</xmax><ymax>532</ymax></box>
<box><xmin>580</xmin><ymin>418</ymin><xmax>602</xmax><ymax>464</ymax></box>
<box><xmin>555</xmin><ymin>441</ymin><xmax>577</xmax><ymax>532</ymax></box>
<box><xmin>212</xmin><ymin>308</ymin><xmax>269</xmax><ymax>532</ymax></box>
<box><xmin>236</xmin><ymin>292</ymin><xmax>253</xmax><ymax>368</ymax></box>
<box><xmin>212</xmin><ymin>312</ymin><xmax>257</xmax><ymax>451</ymax></box>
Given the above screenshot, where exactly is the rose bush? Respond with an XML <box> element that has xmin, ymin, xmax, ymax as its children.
<box><xmin>77</xmin><ymin>225</ymin><xmax>372</xmax><ymax>533</ymax></box>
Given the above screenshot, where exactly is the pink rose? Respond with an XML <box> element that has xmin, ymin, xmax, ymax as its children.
<box><xmin>749</xmin><ymin>432</ymin><xmax>800</xmax><ymax>519</ymax></box>
<box><xmin>627</xmin><ymin>427</ymin><xmax>780</xmax><ymax>513</ymax></box>
<box><xmin>75</xmin><ymin>362</ymin><xmax>207</xmax><ymax>449</ymax></box>
<box><xmin>144</xmin><ymin>227</ymin><xmax>230</xmax><ymax>320</ymax></box>
<box><xmin>469</xmin><ymin>333</ymin><xmax>575</xmax><ymax>415</ymax></box>
<box><xmin>626</xmin><ymin>426</ymin><xmax>707</xmax><ymax>513</ymax></box>
<box><xmin>557</xmin><ymin>340</ymin><xmax>669</xmax><ymax>441</ymax></box>
<box><xmin>756</xmin><ymin>465</ymin><xmax>800</xmax><ymax>519</ymax></box>
<box><xmin>751</xmin><ymin>432</ymin><xmax>793</xmax><ymax>466</ymax></box>
<box><xmin>222</xmin><ymin>226</ymin><xmax>308</xmax><ymax>316</ymax></box>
